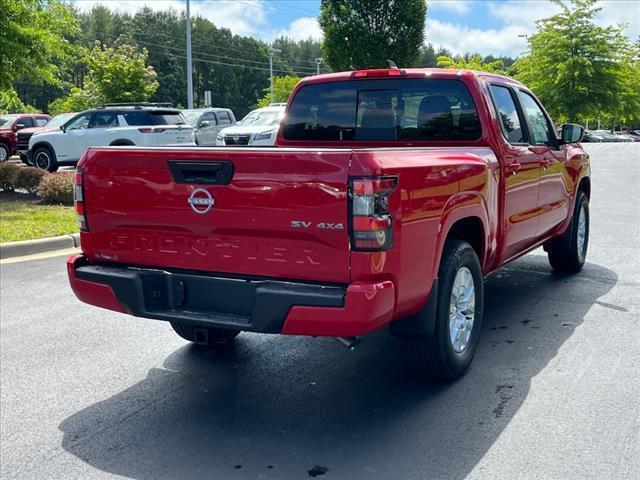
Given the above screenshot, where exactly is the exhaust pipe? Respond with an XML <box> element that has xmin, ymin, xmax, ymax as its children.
<box><xmin>336</xmin><ymin>336</ymin><xmax>360</xmax><ymax>350</ymax></box>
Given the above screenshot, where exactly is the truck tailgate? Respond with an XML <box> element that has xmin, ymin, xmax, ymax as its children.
<box><xmin>79</xmin><ymin>147</ymin><xmax>352</xmax><ymax>283</ymax></box>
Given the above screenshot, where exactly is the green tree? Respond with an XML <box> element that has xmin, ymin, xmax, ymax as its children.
<box><xmin>85</xmin><ymin>43</ymin><xmax>159</xmax><ymax>103</ymax></box>
<box><xmin>319</xmin><ymin>0</ymin><xmax>427</xmax><ymax>70</ymax></box>
<box><xmin>257</xmin><ymin>76</ymin><xmax>300</xmax><ymax>107</ymax></box>
<box><xmin>0</xmin><ymin>0</ymin><xmax>79</xmax><ymax>90</ymax></box>
<box><xmin>0</xmin><ymin>88</ymin><xmax>39</xmax><ymax>114</ymax></box>
<box><xmin>512</xmin><ymin>0</ymin><xmax>630</xmax><ymax>123</ymax></box>
<box><xmin>437</xmin><ymin>54</ymin><xmax>505</xmax><ymax>73</ymax></box>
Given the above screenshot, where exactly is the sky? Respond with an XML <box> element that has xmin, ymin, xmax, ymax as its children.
<box><xmin>72</xmin><ymin>0</ymin><xmax>640</xmax><ymax>58</ymax></box>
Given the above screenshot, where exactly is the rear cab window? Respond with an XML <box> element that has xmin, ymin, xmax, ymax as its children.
<box><xmin>283</xmin><ymin>78</ymin><xmax>482</xmax><ymax>142</ymax></box>
<box><xmin>488</xmin><ymin>84</ymin><xmax>526</xmax><ymax>144</ymax></box>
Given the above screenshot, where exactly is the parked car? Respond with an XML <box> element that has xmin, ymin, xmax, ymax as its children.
<box><xmin>181</xmin><ymin>108</ymin><xmax>236</xmax><ymax>145</ymax></box>
<box><xmin>593</xmin><ymin>130</ymin><xmax>627</xmax><ymax>142</ymax></box>
<box><xmin>581</xmin><ymin>130</ymin><xmax>604</xmax><ymax>142</ymax></box>
<box><xmin>68</xmin><ymin>68</ymin><xmax>590</xmax><ymax>380</ymax></box>
<box><xmin>0</xmin><ymin>113</ymin><xmax>51</xmax><ymax>162</ymax></box>
<box><xmin>216</xmin><ymin>104</ymin><xmax>285</xmax><ymax>146</ymax></box>
<box><xmin>28</xmin><ymin>103</ymin><xmax>194</xmax><ymax>172</ymax></box>
<box><xmin>16</xmin><ymin>113</ymin><xmax>76</xmax><ymax>165</ymax></box>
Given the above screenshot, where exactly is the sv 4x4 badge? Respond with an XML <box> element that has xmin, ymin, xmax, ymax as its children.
<box><xmin>291</xmin><ymin>221</ymin><xmax>345</xmax><ymax>230</ymax></box>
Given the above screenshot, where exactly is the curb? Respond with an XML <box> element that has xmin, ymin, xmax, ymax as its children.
<box><xmin>0</xmin><ymin>233</ymin><xmax>80</xmax><ymax>259</ymax></box>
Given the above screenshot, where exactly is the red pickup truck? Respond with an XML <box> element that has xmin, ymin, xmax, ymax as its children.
<box><xmin>67</xmin><ymin>68</ymin><xmax>590</xmax><ymax>379</ymax></box>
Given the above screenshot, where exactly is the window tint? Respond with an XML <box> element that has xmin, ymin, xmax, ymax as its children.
<box><xmin>518</xmin><ymin>91</ymin><xmax>551</xmax><ymax>145</ymax></box>
<box><xmin>150</xmin><ymin>111</ymin><xmax>185</xmax><ymax>125</ymax></box>
<box><xmin>34</xmin><ymin>117</ymin><xmax>49</xmax><ymax>127</ymax></box>
<box><xmin>90</xmin><ymin>112</ymin><xmax>119</xmax><ymax>128</ymax></box>
<box><xmin>489</xmin><ymin>85</ymin><xmax>525</xmax><ymax>143</ymax></box>
<box><xmin>216</xmin><ymin>111</ymin><xmax>232</xmax><ymax>124</ymax></box>
<box><xmin>121</xmin><ymin>111</ymin><xmax>152</xmax><ymax>126</ymax></box>
<box><xmin>66</xmin><ymin>113</ymin><xmax>92</xmax><ymax>130</ymax></box>
<box><xmin>19</xmin><ymin>117</ymin><xmax>34</xmax><ymax>127</ymax></box>
<box><xmin>283</xmin><ymin>79</ymin><xmax>481</xmax><ymax>142</ymax></box>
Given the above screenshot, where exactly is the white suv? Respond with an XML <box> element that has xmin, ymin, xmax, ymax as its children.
<box><xmin>28</xmin><ymin>104</ymin><xmax>195</xmax><ymax>172</ymax></box>
<box><xmin>216</xmin><ymin>104</ymin><xmax>285</xmax><ymax>146</ymax></box>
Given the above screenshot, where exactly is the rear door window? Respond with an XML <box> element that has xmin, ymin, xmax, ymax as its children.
<box><xmin>489</xmin><ymin>85</ymin><xmax>526</xmax><ymax>143</ymax></box>
<box><xmin>216</xmin><ymin>111</ymin><xmax>232</xmax><ymax>125</ymax></box>
<box><xmin>121</xmin><ymin>111</ymin><xmax>152</xmax><ymax>126</ymax></box>
<box><xmin>283</xmin><ymin>78</ymin><xmax>481</xmax><ymax>142</ymax></box>
<box><xmin>34</xmin><ymin>117</ymin><xmax>49</xmax><ymax>127</ymax></box>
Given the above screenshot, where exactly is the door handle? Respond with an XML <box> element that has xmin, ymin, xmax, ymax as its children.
<box><xmin>540</xmin><ymin>158</ymin><xmax>551</xmax><ymax>169</ymax></box>
<box><xmin>508</xmin><ymin>161</ymin><xmax>521</xmax><ymax>175</ymax></box>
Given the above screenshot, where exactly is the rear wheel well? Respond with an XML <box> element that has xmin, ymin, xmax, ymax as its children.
<box><xmin>110</xmin><ymin>139</ymin><xmax>135</xmax><ymax>146</ymax></box>
<box><xmin>445</xmin><ymin>217</ymin><xmax>484</xmax><ymax>265</ymax></box>
<box><xmin>578</xmin><ymin>176</ymin><xmax>591</xmax><ymax>199</ymax></box>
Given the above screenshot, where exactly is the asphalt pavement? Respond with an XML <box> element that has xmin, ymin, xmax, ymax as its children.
<box><xmin>1</xmin><ymin>143</ymin><xmax>639</xmax><ymax>480</ymax></box>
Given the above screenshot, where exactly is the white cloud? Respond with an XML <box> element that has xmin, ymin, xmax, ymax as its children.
<box><xmin>72</xmin><ymin>0</ymin><xmax>269</xmax><ymax>37</ymax></box>
<box><xmin>425</xmin><ymin>18</ymin><xmax>529</xmax><ymax>57</ymax></box>
<box><xmin>275</xmin><ymin>17</ymin><xmax>322</xmax><ymax>41</ymax></box>
<box><xmin>427</xmin><ymin>0</ymin><xmax>639</xmax><ymax>58</ymax></box>
<box><xmin>429</xmin><ymin>0</ymin><xmax>471</xmax><ymax>15</ymax></box>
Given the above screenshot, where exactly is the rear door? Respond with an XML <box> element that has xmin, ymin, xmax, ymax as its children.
<box><xmin>80</xmin><ymin>148</ymin><xmax>352</xmax><ymax>283</ymax></box>
<box><xmin>488</xmin><ymin>84</ymin><xmax>542</xmax><ymax>261</ymax></box>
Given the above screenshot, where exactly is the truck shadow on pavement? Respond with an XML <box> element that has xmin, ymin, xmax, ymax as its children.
<box><xmin>59</xmin><ymin>254</ymin><xmax>618</xmax><ymax>480</ymax></box>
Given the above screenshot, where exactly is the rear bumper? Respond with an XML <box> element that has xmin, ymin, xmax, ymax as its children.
<box><xmin>67</xmin><ymin>255</ymin><xmax>395</xmax><ymax>336</ymax></box>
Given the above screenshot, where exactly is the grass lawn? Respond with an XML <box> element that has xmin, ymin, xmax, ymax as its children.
<box><xmin>0</xmin><ymin>193</ymin><xmax>77</xmax><ymax>243</ymax></box>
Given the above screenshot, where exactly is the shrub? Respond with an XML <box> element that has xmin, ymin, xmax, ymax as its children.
<box><xmin>0</xmin><ymin>162</ymin><xmax>20</xmax><ymax>191</ymax></box>
<box><xmin>13</xmin><ymin>167</ymin><xmax>48</xmax><ymax>194</ymax></box>
<box><xmin>38</xmin><ymin>172</ymin><xmax>74</xmax><ymax>204</ymax></box>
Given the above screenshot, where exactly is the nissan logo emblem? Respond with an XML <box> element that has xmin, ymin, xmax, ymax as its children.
<box><xmin>188</xmin><ymin>188</ymin><xmax>215</xmax><ymax>214</ymax></box>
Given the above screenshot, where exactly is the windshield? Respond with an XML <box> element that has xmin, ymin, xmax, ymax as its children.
<box><xmin>0</xmin><ymin>115</ymin><xmax>17</xmax><ymax>127</ymax></box>
<box><xmin>46</xmin><ymin>113</ymin><xmax>74</xmax><ymax>128</ymax></box>
<box><xmin>181</xmin><ymin>111</ymin><xmax>201</xmax><ymax>125</ymax></box>
<box><xmin>239</xmin><ymin>110</ymin><xmax>283</xmax><ymax>127</ymax></box>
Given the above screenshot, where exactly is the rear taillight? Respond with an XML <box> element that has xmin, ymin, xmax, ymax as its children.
<box><xmin>74</xmin><ymin>169</ymin><xmax>88</xmax><ymax>232</ymax></box>
<box><xmin>349</xmin><ymin>176</ymin><xmax>397</xmax><ymax>251</ymax></box>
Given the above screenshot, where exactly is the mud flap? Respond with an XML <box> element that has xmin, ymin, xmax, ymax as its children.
<box><xmin>389</xmin><ymin>277</ymin><xmax>438</xmax><ymax>337</ymax></box>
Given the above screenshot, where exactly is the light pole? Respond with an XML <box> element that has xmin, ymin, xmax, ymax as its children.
<box><xmin>315</xmin><ymin>57</ymin><xmax>323</xmax><ymax>75</ymax></box>
<box><xmin>269</xmin><ymin>46</ymin><xmax>281</xmax><ymax>104</ymax></box>
<box><xmin>186</xmin><ymin>0</ymin><xmax>193</xmax><ymax>108</ymax></box>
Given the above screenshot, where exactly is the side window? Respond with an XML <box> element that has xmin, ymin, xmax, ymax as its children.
<box><xmin>90</xmin><ymin>112</ymin><xmax>119</xmax><ymax>128</ymax></box>
<box><xmin>66</xmin><ymin>113</ymin><xmax>92</xmax><ymax>130</ymax></box>
<box><xmin>34</xmin><ymin>117</ymin><xmax>48</xmax><ymax>127</ymax></box>
<box><xmin>489</xmin><ymin>85</ymin><xmax>525</xmax><ymax>143</ymax></box>
<box><xmin>216</xmin><ymin>111</ymin><xmax>232</xmax><ymax>125</ymax></box>
<box><xmin>121</xmin><ymin>111</ymin><xmax>152</xmax><ymax>126</ymax></box>
<box><xmin>200</xmin><ymin>112</ymin><xmax>217</xmax><ymax>126</ymax></box>
<box><xmin>518</xmin><ymin>91</ymin><xmax>552</xmax><ymax>145</ymax></box>
<box><xmin>19</xmin><ymin>117</ymin><xmax>34</xmax><ymax>127</ymax></box>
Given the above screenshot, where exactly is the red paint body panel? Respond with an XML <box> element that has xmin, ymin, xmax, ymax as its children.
<box><xmin>67</xmin><ymin>255</ymin><xmax>125</xmax><ymax>313</ymax></box>
<box><xmin>0</xmin><ymin>114</ymin><xmax>50</xmax><ymax>154</ymax></box>
<box><xmin>69</xmin><ymin>69</ymin><xmax>590</xmax><ymax>337</ymax></box>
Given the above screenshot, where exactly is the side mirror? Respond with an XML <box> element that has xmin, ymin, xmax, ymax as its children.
<box><xmin>560</xmin><ymin>123</ymin><xmax>584</xmax><ymax>144</ymax></box>
<box><xmin>59</xmin><ymin>125</ymin><xmax>66</xmax><ymax>133</ymax></box>
<box><xmin>14</xmin><ymin>123</ymin><xmax>25</xmax><ymax>131</ymax></box>
<box><xmin>199</xmin><ymin>120</ymin><xmax>211</xmax><ymax>128</ymax></box>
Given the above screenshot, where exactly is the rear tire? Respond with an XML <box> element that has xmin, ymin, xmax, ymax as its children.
<box><xmin>170</xmin><ymin>322</ymin><xmax>240</xmax><ymax>347</ymax></box>
<box><xmin>546</xmin><ymin>191</ymin><xmax>589</xmax><ymax>274</ymax></box>
<box><xmin>33</xmin><ymin>146</ymin><xmax>58</xmax><ymax>172</ymax></box>
<box><xmin>401</xmin><ymin>240</ymin><xmax>484</xmax><ymax>380</ymax></box>
<box><xmin>19</xmin><ymin>153</ymin><xmax>29</xmax><ymax>165</ymax></box>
